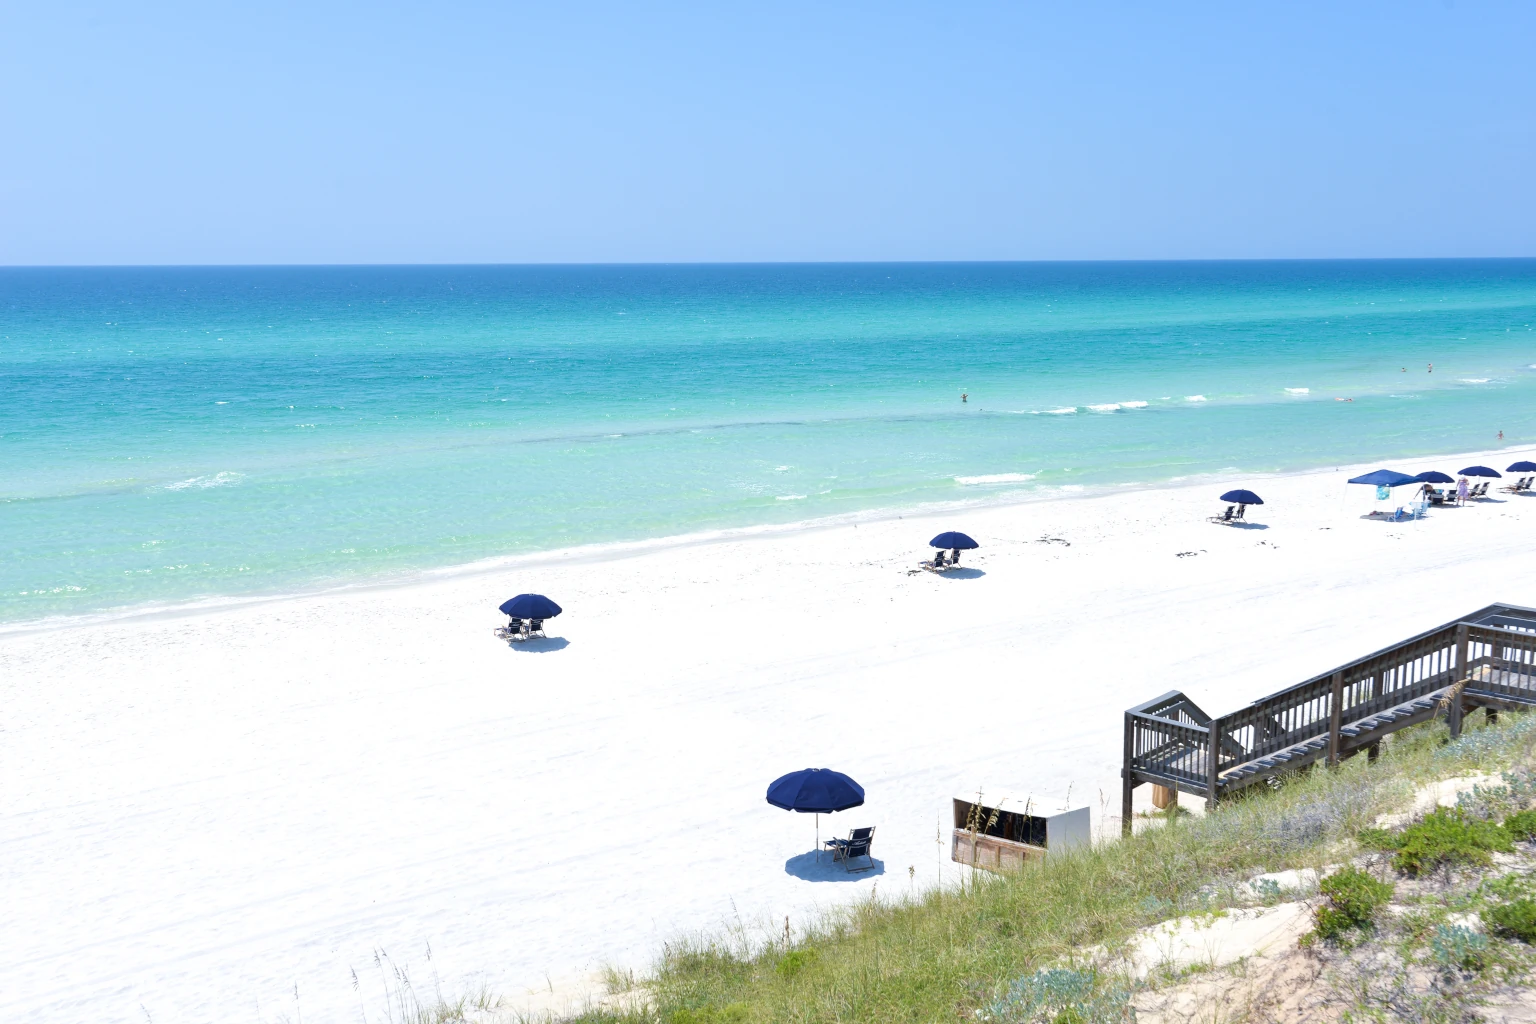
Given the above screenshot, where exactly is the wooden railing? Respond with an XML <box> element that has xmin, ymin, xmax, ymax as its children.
<box><xmin>1122</xmin><ymin>604</ymin><xmax>1536</xmax><ymax>832</ymax></box>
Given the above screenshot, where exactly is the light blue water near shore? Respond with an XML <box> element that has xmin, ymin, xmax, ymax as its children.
<box><xmin>4</xmin><ymin>260</ymin><xmax>1536</xmax><ymax>622</ymax></box>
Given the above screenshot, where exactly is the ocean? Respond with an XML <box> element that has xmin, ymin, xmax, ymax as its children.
<box><xmin>3</xmin><ymin>260</ymin><xmax>1534</xmax><ymax>623</ymax></box>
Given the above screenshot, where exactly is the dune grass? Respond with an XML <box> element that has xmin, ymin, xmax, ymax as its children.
<box><xmin>564</xmin><ymin>711</ymin><xmax>1536</xmax><ymax>1024</ymax></box>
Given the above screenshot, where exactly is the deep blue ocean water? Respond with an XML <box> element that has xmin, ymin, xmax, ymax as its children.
<box><xmin>3</xmin><ymin>260</ymin><xmax>1535</xmax><ymax>622</ymax></box>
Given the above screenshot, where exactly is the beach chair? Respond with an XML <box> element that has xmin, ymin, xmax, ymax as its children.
<box><xmin>1209</xmin><ymin>505</ymin><xmax>1235</xmax><ymax>523</ymax></box>
<box><xmin>499</xmin><ymin>618</ymin><xmax>527</xmax><ymax>642</ymax></box>
<box><xmin>1234</xmin><ymin>504</ymin><xmax>1247</xmax><ymax>521</ymax></box>
<box><xmin>528</xmin><ymin>618</ymin><xmax>546</xmax><ymax>637</ymax></box>
<box><xmin>1473</xmin><ymin>482</ymin><xmax>1490</xmax><ymax>499</ymax></box>
<box><xmin>825</xmin><ymin>826</ymin><xmax>876</xmax><ymax>872</ymax></box>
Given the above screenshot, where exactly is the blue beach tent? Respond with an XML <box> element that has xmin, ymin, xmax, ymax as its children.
<box><xmin>498</xmin><ymin>593</ymin><xmax>563</xmax><ymax>619</ymax></box>
<box><xmin>1459</xmin><ymin>466</ymin><xmax>1502</xmax><ymax>478</ymax></box>
<box><xmin>929</xmin><ymin>531</ymin><xmax>979</xmax><ymax>550</ymax></box>
<box><xmin>1346</xmin><ymin>469</ymin><xmax>1419</xmax><ymax>488</ymax></box>
<box><xmin>1219</xmin><ymin>489</ymin><xmax>1264</xmax><ymax>505</ymax></box>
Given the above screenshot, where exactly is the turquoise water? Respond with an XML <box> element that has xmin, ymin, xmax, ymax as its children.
<box><xmin>3</xmin><ymin>260</ymin><xmax>1535</xmax><ymax>622</ymax></box>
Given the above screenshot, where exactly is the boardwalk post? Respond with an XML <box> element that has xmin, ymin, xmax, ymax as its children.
<box><xmin>1456</xmin><ymin>623</ymin><xmax>1470</xmax><ymax>681</ymax></box>
<box><xmin>1121</xmin><ymin>712</ymin><xmax>1135</xmax><ymax>837</ymax></box>
<box><xmin>1206</xmin><ymin>716</ymin><xmax>1221</xmax><ymax>813</ymax></box>
<box><xmin>1327</xmin><ymin>671</ymin><xmax>1344</xmax><ymax>766</ymax></box>
<box><xmin>1452</xmin><ymin>623</ymin><xmax>1470</xmax><ymax>739</ymax></box>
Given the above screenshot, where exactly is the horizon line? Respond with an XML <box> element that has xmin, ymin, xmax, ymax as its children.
<box><xmin>3</xmin><ymin>255</ymin><xmax>1536</xmax><ymax>270</ymax></box>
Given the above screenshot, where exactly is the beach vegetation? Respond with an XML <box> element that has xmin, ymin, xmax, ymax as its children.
<box><xmin>1383</xmin><ymin>807</ymin><xmax>1513</xmax><ymax>876</ymax></box>
<box><xmin>1310</xmin><ymin>866</ymin><xmax>1393</xmax><ymax>945</ymax></box>
<box><xmin>1504</xmin><ymin>808</ymin><xmax>1536</xmax><ymax>841</ymax></box>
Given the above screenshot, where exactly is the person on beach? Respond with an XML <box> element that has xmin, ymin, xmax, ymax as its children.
<box><xmin>961</xmin><ymin>393</ymin><xmax>968</xmax><ymax>403</ymax></box>
<box><xmin>1429</xmin><ymin>363</ymin><xmax>1434</xmax><ymax>373</ymax></box>
<box><xmin>1458</xmin><ymin>476</ymin><xmax>1470</xmax><ymax>502</ymax></box>
<box><xmin>1499</xmin><ymin>430</ymin><xmax>1505</xmax><ymax>441</ymax></box>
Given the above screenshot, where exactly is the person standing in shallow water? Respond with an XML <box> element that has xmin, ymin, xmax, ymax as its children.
<box><xmin>961</xmin><ymin>393</ymin><xmax>968</xmax><ymax>403</ymax></box>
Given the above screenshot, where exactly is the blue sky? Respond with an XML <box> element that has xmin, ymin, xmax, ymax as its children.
<box><xmin>2</xmin><ymin>2</ymin><xmax>1532</xmax><ymax>264</ymax></box>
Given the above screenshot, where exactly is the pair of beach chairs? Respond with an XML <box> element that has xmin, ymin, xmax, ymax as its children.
<box><xmin>824</xmin><ymin>826</ymin><xmax>876</xmax><ymax>872</ymax></box>
<box><xmin>497</xmin><ymin>617</ymin><xmax>546</xmax><ymax>642</ymax></box>
<box><xmin>1380</xmin><ymin>503</ymin><xmax>1428</xmax><ymax>522</ymax></box>
<box><xmin>923</xmin><ymin>552</ymin><xmax>964</xmax><ymax>572</ymax></box>
<box><xmin>1209</xmin><ymin>504</ymin><xmax>1247</xmax><ymax>524</ymax></box>
<box><xmin>1500</xmin><ymin>476</ymin><xmax>1533</xmax><ymax>494</ymax></box>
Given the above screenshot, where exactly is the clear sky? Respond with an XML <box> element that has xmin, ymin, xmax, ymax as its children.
<box><xmin>2</xmin><ymin>2</ymin><xmax>1532</xmax><ymax>264</ymax></box>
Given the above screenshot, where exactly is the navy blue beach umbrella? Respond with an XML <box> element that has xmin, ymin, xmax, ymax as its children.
<box><xmin>1414</xmin><ymin>471</ymin><xmax>1455</xmax><ymax>484</ymax></box>
<box><xmin>929</xmin><ymin>531</ymin><xmax>979</xmax><ymax>550</ymax></box>
<box><xmin>1507</xmin><ymin>461</ymin><xmax>1536</xmax><ymax>473</ymax></box>
<box><xmin>767</xmin><ymin>768</ymin><xmax>865</xmax><ymax>854</ymax></box>
<box><xmin>1219</xmin><ymin>489</ymin><xmax>1264</xmax><ymax>505</ymax></box>
<box><xmin>498</xmin><ymin>593</ymin><xmax>562</xmax><ymax>619</ymax></box>
<box><xmin>1459</xmin><ymin>466</ymin><xmax>1503</xmax><ymax>478</ymax></box>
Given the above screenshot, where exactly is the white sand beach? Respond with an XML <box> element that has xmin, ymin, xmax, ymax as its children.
<box><xmin>4</xmin><ymin>448</ymin><xmax>1536</xmax><ymax>1023</ymax></box>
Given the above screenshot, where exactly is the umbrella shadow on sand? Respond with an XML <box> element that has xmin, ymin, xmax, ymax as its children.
<box><xmin>1228</xmin><ymin>522</ymin><xmax>1270</xmax><ymax>530</ymax></box>
<box><xmin>784</xmin><ymin>851</ymin><xmax>885</xmax><ymax>882</ymax></box>
<box><xmin>510</xmin><ymin>636</ymin><xmax>570</xmax><ymax>652</ymax></box>
<box><xmin>936</xmin><ymin>567</ymin><xmax>986</xmax><ymax>579</ymax></box>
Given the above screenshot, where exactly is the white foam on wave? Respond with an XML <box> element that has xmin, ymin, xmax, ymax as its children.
<box><xmin>1185</xmin><ymin>395</ymin><xmax>1207</xmax><ymax>402</ymax></box>
<box><xmin>1087</xmin><ymin>403</ymin><xmax>1121</xmax><ymax>413</ymax></box>
<box><xmin>774</xmin><ymin>465</ymin><xmax>790</xmax><ymax>472</ymax></box>
<box><xmin>955</xmin><ymin>473</ymin><xmax>1037</xmax><ymax>486</ymax></box>
<box><xmin>1120</xmin><ymin>400</ymin><xmax>1148</xmax><ymax>409</ymax></box>
<box><xmin>1285</xmin><ymin>388</ymin><xmax>1309</xmax><ymax>394</ymax></box>
<box><xmin>1046</xmin><ymin>406</ymin><xmax>1078</xmax><ymax>415</ymax></box>
<box><xmin>1460</xmin><ymin>378</ymin><xmax>1491</xmax><ymax>384</ymax></box>
<box><xmin>775</xmin><ymin>494</ymin><xmax>806</xmax><ymax>501</ymax></box>
<box><xmin>162</xmin><ymin>472</ymin><xmax>244</xmax><ymax>492</ymax></box>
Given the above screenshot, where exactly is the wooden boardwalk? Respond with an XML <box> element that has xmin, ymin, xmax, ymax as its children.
<box><xmin>1122</xmin><ymin>603</ymin><xmax>1536</xmax><ymax>832</ymax></box>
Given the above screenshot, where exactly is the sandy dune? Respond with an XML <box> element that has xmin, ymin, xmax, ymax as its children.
<box><xmin>3</xmin><ymin>448</ymin><xmax>1534</xmax><ymax>1022</ymax></box>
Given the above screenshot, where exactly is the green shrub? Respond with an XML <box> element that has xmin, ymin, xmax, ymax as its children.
<box><xmin>985</xmin><ymin>969</ymin><xmax>1133</xmax><ymax>1024</ymax></box>
<box><xmin>1392</xmin><ymin>808</ymin><xmax>1513</xmax><ymax>876</ymax></box>
<box><xmin>1484</xmin><ymin>899</ymin><xmax>1536</xmax><ymax>943</ymax></box>
<box><xmin>668</xmin><ymin>1004</ymin><xmax>749</xmax><ymax>1024</ymax></box>
<box><xmin>1313</xmin><ymin>867</ymin><xmax>1394</xmax><ymax>943</ymax></box>
<box><xmin>1430</xmin><ymin>923</ymin><xmax>1488</xmax><ymax>971</ymax></box>
<box><xmin>1504</xmin><ymin>809</ymin><xmax>1536</xmax><ymax>841</ymax></box>
<box><xmin>1482</xmin><ymin>871</ymin><xmax>1536</xmax><ymax>902</ymax></box>
<box><xmin>773</xmin><ymin>949</ymin><xmax>817</xmax><ymax>979</ymax></box>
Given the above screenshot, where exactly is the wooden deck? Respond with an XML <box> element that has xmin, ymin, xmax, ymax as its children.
<box><xmin>1122</xmin><ymin>603</ymin><xmax>1536</xmax><ymax>833</ymax></box>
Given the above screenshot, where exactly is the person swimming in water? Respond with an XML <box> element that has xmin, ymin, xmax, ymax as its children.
<box><xmin>961</xmin><ymin>393</ymin><xmax>968</xmax><ymax>403</ymax></box>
